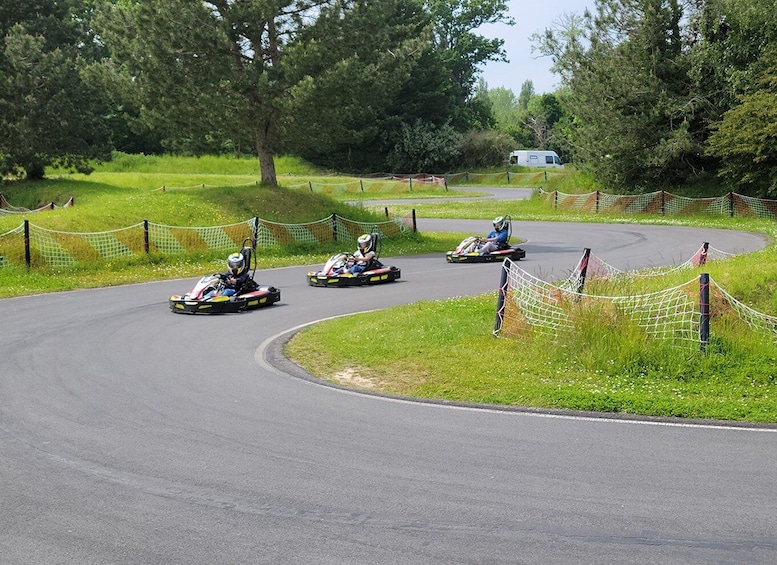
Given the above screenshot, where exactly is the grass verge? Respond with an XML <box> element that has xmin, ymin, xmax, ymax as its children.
<box><xmin>285</xmin><ymin>283</ymin><xmax>777</xmax><ymax>423</ymax></box>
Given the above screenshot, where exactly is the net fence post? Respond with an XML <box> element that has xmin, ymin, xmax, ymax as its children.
<box><xmin>493</xmin><ymin>261</ymin><xmax>509</xmax><ymax>336</ymax></box>
<box><xmin>700</xmin><ymin>273</ymin><xmax>710</xmax><ymax>352</ymax></box>
<box><xmin>331</xmin><ymin>213</ymin><xmax>338</xmax><ymax>243</ymax></box>
<box><xmin>577</xmin><ymin>248</ymin><xmax>591</xmax><ymax>295</ymax></box>
<box><xmin>143</xmin><ymin>220</ymin><xmax>150</xmax><ymax>254</ymax></box>
<box><xmin>24</xmin><ymin>219</ymin><xmax>31</xmax><ymax>269</ymax></box>
<box><xmin>699</xmin><ymin>242</ymin><xmax>709</xmax><ymax>266</ymax></box>
<box><xmin>412</xmin><ymin>209</ymin><xmax>417</xmax><ymax>233</ymax></box>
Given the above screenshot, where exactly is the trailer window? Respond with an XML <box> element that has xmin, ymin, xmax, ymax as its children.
<box><xmin>529</xmin><ymin>155</ymin><xmax>538</xmax><ymax>163</ymax></box>
<box><xmin>545</xmin><ymin>155</ymin><xmax>554</xmax><ymax>164</ymax></box>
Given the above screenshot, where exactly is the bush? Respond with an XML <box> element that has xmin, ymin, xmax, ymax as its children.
<box><xmin>386</xmin><ymin>120</ymin><xmax>464</xmax><ymax>173</ymax></box>
<box><xmin>458</xmin><ymin>130</ymin><xmax>516</xmax><ymax>169</ymax></box>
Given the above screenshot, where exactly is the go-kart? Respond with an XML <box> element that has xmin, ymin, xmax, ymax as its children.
<box><xmin>446</xmin><ymin>215</ymin><xmax>526</xmax><ymax>263</ymax></box>
<box><xmin>307</xmin><ymin>231</ymin><xmax>401</xmax><ymax>287</ymax></box>
<box><xmin>169</xmin><ymin>239</ymin><xmax>280</xmax><ymax>314</ymax></box>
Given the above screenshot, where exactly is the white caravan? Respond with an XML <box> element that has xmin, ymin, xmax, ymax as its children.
<box><xmin>509</xmin><ymin>150</ymin><xmax>563</xmax><ymax>168</ymax></box>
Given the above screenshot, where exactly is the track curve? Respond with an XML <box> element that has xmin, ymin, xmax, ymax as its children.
<box><xmin>1</xmin><ymin>221</ymin><xmax>775</xmax><ymax>565</ymax></box>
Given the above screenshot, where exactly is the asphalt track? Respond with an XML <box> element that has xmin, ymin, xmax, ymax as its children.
<box><xmin>1</xmin><ymin>219</ymin><xmax>776</xmax><ymax>565</ymax></box>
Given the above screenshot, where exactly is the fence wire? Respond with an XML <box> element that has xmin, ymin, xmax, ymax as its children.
<box><xmin>0</xmin><ymin>214</ymin><xmax>409</xmax><ymax>269</ymax></box>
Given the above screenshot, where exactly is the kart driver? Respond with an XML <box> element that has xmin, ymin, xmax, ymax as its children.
<box><xmin>461</xmin><ymin>216</ymin><xmax>509</xmax><ymax>255</ymax></box>
<box><xmin>336</xmin><ymin>233</ymin><xmax>375</xmax><ymax>274</ymax></box>
<box><xmin>217</xmin><ymin>252</ymin><xmax>250</xmax><ymax>297</ymax></box>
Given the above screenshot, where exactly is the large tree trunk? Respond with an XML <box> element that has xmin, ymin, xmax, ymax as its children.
<box><xmin>255</xmin><ymin>130</ymin><xmax>277</xmax><ymax>186</ymax></box>
<box><xmin>257</xmin><ymin>146</ymin><xmax>277</xmax><ymax>186</ymax></box>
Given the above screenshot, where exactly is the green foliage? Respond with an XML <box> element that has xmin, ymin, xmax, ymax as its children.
<box><xmin>482</xmin><ymin>84</ymin><xmax>567</xmax><ymax>156</ymax></box>
<box><xmin>0</xmin><ymin>0</ymin><xmax>112</xmax><ymax>179</ymax></box>
<box><xmin>282</xmin><ymin>0</ymin><xmax>450</xmax><ymax>172</ymax></box>
<box><xmin>457</xmin><ymin>129</ymin><xmax>515</xmax><ymax>169</ymax></box>
<box><xmin>485</xmin><ymin>86</ymin><xmax>529</xmax><ymax>145</ymax></box>
<box><xmin>386</xmin><ymin>119</ymin><xmax>464</xmax><ymax>172</ymax></box>
<box><xmin>93</xmin><ymin>0</ymin><xmax>516</xmax><ymax>179</ymax></box>
<box><xmin>537</xmin><ymin>0</ymin><xmax>703</xmax><ymax>191</ymax></box>
<box><xmin>706</xmin><ymin>47</ymin><xmax>777</xmax><ymax>197</ymax></box>
<box><xmin>97</xmin><ymin>0</ymin><xmax>376</xmax><ymax>184</ymax></box>
<box><xmin>426</xmin><ymin>0</ymin><xmax>512</xmax><ymax>120</ymax></box>
<box><xmin>527</xmin><ymin>0</ymin><xmax>777</xmax><ymax>195</ymax></box>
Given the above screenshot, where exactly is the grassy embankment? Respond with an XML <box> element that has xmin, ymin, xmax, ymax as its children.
<box><xmin>287</xmin><ymin>176</ymin><xmax>777</xmax><ymax>423</ymax></box>
<box><xmin>0</xmin><ymin>154</ymin><xmax>468</xmax><ymax>295</ymax></box>
<box><xmin>4</xmin><ymin>153</ymin><xmax>777</xmax><ymax>422</ymax></box>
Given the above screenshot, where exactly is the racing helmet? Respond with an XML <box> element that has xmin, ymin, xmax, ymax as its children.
<box><xmin>357</xmin><ymin>233</ymin><xmax>372</xmax><ymax>252</ymax></box>
<box><xmin>227</xmin><ymin>252</ymin><xmax>246</xmax><ymax>276</ymax></box>
<box><xmin>493</xmin><ymin>216</ymin><xmax>506</xmax><ymax>231</ymax></box>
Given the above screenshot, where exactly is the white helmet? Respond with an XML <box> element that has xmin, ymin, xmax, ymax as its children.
<box><xmin>227</xmin><ymin>252</ymin><xmax>246</xmax><ymax>276</ymax></box>
<box><xmin>357</xmin><ymin>233</ymin><xmax>372</xmax><ymax>251</ymax></box>
<box><xmin>493</xmin><ymin>216</ymin><xmax>506</xmax><ymax>231</ymax></box>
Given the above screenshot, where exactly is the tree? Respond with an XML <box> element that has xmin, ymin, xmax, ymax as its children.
<box><xmin>281</xmin><ymin>0</ymin><xmax>446</xmax><ymax>172</ymax></box>
<box><xmin>458</xmin><ymin>128</ymin><xmax>515</xmax><ymax>169</ymax></box>
<box><xmin>284</xmin><ymin>0</ymin><xmax>512</xmax><ymax>172</ymax></box>
<box><xmin>536</xmin><ymin>0</ymin><xmax>705</xmax><ymax>190</ymax></box>
<box><xmin>425</xmin><ymin>0</ymin><xmax>513</xmax><ymax>129</ymax></box>
<box><xmin>386</xmin><ymin>119</ymin><xmax>464</xmax><ymax>172</ymax></box>
<box><xmin>525</xmin><ymin>93</ymin><xmax>563</xmax><ymax>150</ymax></box>
<box><xmin>100</xmin><ymin>0</ymin><xmax>388</xmax><ymax>185</ymax></box>
<box><xmin>706</xmin><ymin>47</ymin><xmax>777</xmax><ymax>197</ymax></box>
<box><xmin>0</xmin><ymin>0</ymin><xmax>112</xmax><ymax>179</ymax></box>
<box><xmin>516</xmin><ymin>79</ymin><xmax>533</xmax><ymax>111</ymax></box>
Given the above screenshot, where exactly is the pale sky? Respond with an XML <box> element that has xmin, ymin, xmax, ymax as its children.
<box><xmin>478</xmin><ymin>0</ymin><xmax>593</xmax><ymax>95</ymax></box>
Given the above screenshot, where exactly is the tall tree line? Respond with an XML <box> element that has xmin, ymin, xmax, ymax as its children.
<box><xmin>534</xmin><ymin>0</ymin><xmax>777</xmax><ymax>195</ymax></box>
<box><xmin>2</xmin><ymin>0</ymin><xmax>776</xmax><ymax>195</ymax></box>
<box><xmin>1</xmin><ymin>0</ymin><xmax>512</xmax><ymax>184</ymax></box>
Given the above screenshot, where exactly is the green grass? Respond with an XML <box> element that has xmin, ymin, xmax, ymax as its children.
<box><xmin>0</xmin><ymin>230</ymin><xmax>463</xmax><ymax>295</ymax></box>
<box><xmin>286</xmin><ymin>262</ymin><xmax>777</xmax><ymax>423</ymax></box>
<box><xmin>0</xmin><ymin>154</ymin><xmax>465</xmax><ymax>295</ymax></box>
<box><xmin>285</xmin><ymin>186</ymin><xmax>777</xmax><ymax>423</ymax></box>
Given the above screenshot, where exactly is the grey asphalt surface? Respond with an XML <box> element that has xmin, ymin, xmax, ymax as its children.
<box><xmin>1</xmin><ymin>220</ymin><xmax>775</xmax><ymax>564</ymax></box>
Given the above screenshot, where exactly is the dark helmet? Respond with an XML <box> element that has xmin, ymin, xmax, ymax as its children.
<box><xmin>227</xmin><ymin>252</ymin><xmax>246</xmax><ymax>276</ymax></box>
<box><xmin>357</xmin><ymin>233</ymin><xmax>372</xmax><ymax>252</ymax></box>
<box><xmin>493</xmin><ymin>216</ymin><xmax>506</xmax><ymax>231</ymax></box>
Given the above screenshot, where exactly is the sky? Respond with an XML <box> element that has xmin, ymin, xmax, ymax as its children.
<box><xmin>478</xmin><ymin>0</ymin><xmax>593</xmax><ymax>95</ymax></box>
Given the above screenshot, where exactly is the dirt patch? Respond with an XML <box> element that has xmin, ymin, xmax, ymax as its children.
<box><xmin>331</xmin><ymin>367</ymin><xmax>379</xmax><ymax>390</ymax></box>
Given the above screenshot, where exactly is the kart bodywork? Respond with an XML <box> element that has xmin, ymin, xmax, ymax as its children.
<box><xmin>307</xmin><ymin>249</ymin><xmax>401</xmax><ymax>287</ymax></box>
<box><xmin>446</xmin><ymin>216</ymin><xmax>526</xmax><ymax>263</ymax></box>
<box><xmin>446</xmin><ymin>237</ymin><xmax>526</xmax><ymax>263</ymax></box>
<box><xmin>169</xmin><ymin>238</ymin><xmax>280</xmax><ymax>313</ymax></box>
<box><xmin>169</xmin><ymin>276</ymin><xmax>280</xmax><ymax>313</ymax></box>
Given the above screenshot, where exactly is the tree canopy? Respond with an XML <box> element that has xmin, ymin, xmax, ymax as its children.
<box><xmin>3</xmin><ymin>0</ymin><xmax>777</xmax><ymax>194</ymax></box>
<box><xmin>0</xmin><ymin>0</ymin><xmax>111</xmax><ymax>179</ymax></box>
<box><xmin>707</xmin><ymin>47</ymin><xmax>777</xmax><ymax>196</ymax></box>
<box><xmin>93</xmin><ymin>0</ymin><xmax>514</xmax><ymax>182</ymax></box>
